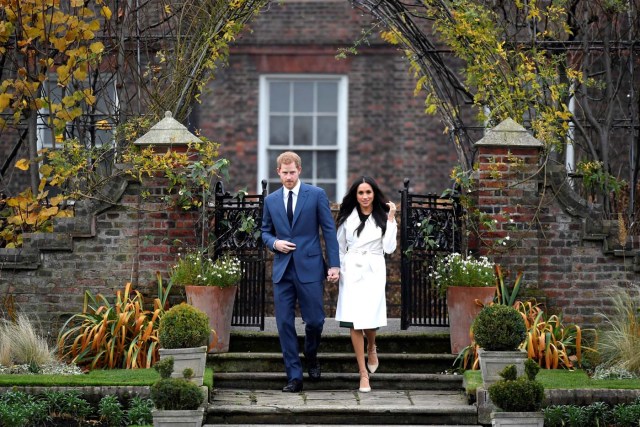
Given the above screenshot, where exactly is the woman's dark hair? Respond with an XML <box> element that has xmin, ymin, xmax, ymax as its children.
<box><xmin>336</xmin><ymin>176</ymin><xmax>389</xmax><ymax>236</ymax></box>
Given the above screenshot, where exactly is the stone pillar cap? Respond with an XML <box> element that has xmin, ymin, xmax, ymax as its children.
<box><xmin>133</xmin><ymin>111</ymin><xmax>202</xmax><ymax>146</ymax></box>
<box><xmin>474</xmin><ymin>118</ymin><xmax>543</xmax><ymax>147</ymax></box>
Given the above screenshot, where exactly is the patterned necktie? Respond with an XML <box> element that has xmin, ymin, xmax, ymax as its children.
<box><xmin>287</xmin><ymin>190</ymin><xmax>293</xmax><ymax>225</ymax></box>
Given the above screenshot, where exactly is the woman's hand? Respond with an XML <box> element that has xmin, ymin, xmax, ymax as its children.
<box><xmin>387</xmin><ymin>201</ymin><xmax>397</xmax><ymax>221</ymax></box>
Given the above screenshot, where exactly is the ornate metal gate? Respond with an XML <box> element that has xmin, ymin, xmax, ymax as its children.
<box><xmin>211</xmin><ymin>181</ymin><xmax>267</xmax><ymax>330</ymax></box>
<box><xmin>400</xmin><ymin>179</ymin><xmax>463</xmax><ymax>329</ymax></box>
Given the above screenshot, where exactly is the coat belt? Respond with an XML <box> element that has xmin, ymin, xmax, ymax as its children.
<box><xmin>346</xmin><ymin>248</ymin><xmax>383</xmax><ymax>256</ymax></box>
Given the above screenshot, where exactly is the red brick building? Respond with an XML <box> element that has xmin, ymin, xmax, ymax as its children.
<box><xmin>196</xmin><ymin>0</ymin><xmax>457</xmax><ymax>201</ymax></box>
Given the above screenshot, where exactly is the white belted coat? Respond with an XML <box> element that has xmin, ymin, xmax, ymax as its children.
<box><xmin>334</xmin><ymin>209</ymin><xmax>397</xmax><ymax>329</ymax></box>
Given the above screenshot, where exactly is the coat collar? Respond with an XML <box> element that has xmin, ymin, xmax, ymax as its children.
<box><xmin>346</xmin><ymin>208</ymin><xmax>381</xmax><ymax>245</ymax></box>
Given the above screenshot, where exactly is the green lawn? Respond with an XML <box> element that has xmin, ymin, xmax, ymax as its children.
<box><xmin>464</xmin><ymin>369</ymin><xmax>640</xmax><ymax>394</ymax></box>
<box><xmin>0</xmin><ymin>367</ymin><xmax>214</xmax><ymax>388</ymax></box>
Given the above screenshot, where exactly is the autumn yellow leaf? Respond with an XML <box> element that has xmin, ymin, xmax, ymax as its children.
<box><xmin>25</xmin><ymin>212</ymin><xmax>39</xmax><ymax>226</ymax></box>
<box><xmin>101</xmin><ymin>6</ymin><xmax>112</xmax><ymax>19</ymax></box>
<box><xmin>164</xmin><ymin>5</ymin><xmax>172</xmax><ymax>14</ymax></box>
<box><xmin>52</xmin><ymin>36</ymin><xmax>69</xmax><ymax>52</ymax></box>
<box><xmin>73</xmin><ymin>67</ymin><xmax>88</xmax><ymax>81</ymax></box>
<box><xmin>71</xmin><ymin>0</ymin><xmax>84</xmax><ymax>7</ymax></box>
<box><xmin>15</xmin><ymin>158</ymin><xmax>30</xmax><ymax>171</ymax></box>
<box><xmin>57</xmin><ymin>209</ymin><xmax>74</xmax><ymax>218</ymax></box>
<box><xmin>39</xmin><ymin>164</ymin><xmax>53</xmax><ymax>178</ymax></box>
<box><xmin>83</xmin><ymin>88</ymin><xmax>96</xmax><ymax>105</ymax></box>
<box><xmin>0</xmin><ymin>93</ymin><xmax>13</xmax><ymax>111</ymax></box>
<box><xmin>88</xmin><ymin>19</ymin><xmax>101</xmax><ymax>31</ymax></box>
<box><xmin>50</xmin><ymin>195</ymin><xmax>65</xmax><ymax>206</ymax></box>
<box><xmin>90</xmin><ymin>41</ymin><xmax>104</xmax><ymax>54</ymax></box>
<box><xmin>38</xmin><ymin>178</ymin><xmax>47</xmax><ymax>193</ymax></box>
<box><xmin>41</xmin><ymin>206</ymin><xmax>59</xmax><ymax>218</ymax></box>
<box><xmin>8</xmin><ymin>214</ymin><xmax>24</xmax><ymax>226</ymax></box>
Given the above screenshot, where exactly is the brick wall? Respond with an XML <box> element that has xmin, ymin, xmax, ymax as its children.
<box><xmin>2</xmin><ymin>119</ymin><xmax>638</xmax><ymax>333</ymax></box>
<box><xmin>197</xmin><ymin>1</ymin><xmax>457</xmax><ymax>199</ymax></box>
<box><xmin>474</xmin><ymin>119</ymin><xmax>638</xmax><ymax>327</ymax></box>
<box><xmin>0</xmin><ymin>174</ymin><xmax>199</xmax><ymax>333</ymax></box>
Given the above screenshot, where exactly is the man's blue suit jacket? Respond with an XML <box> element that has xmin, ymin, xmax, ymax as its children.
<box><xmin>261</xmin><ymin>183</ymin><xmax>340</xmax><ymax>284</ymax></box>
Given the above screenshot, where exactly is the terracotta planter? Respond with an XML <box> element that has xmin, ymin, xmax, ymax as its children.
<box><xmin>446</xmin><ymin>286</ymin><xmax>496</xmax><ymax>354</ymax></box>
<box><xmin>186</xmin><ymin>285</ymin><xmax>237</xmax><ymax>353</ymax></box>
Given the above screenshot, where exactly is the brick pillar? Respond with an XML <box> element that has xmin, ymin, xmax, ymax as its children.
<box><xmin>473</xmin><ymin>118</ymin><xmax>544</xmax><ymax>287</ymax></box>
<box><xmin>132</xmin><ymin>111</ymin><xmax>206</xmax><ymax>288</ymax></box>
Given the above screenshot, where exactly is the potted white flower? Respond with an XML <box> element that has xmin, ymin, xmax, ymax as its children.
<box><xmin>432</xmin><ymin>252</ymin><xmax>497</xmax><ymax>354</ymax></box>
<box><xmin>170</xmin><ymin>251</ymin><xmax>243</xmax><ymax>353</ymax></box>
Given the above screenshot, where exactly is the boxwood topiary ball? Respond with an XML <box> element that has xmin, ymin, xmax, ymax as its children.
<box><xmin>473</xmin><ymin>304</ymin><xmax>527</xmax><ymax>351</ymax></box>
<box><xmin>158</xmin><ymin>303</ymin><xmax>210</xmax><ymax>349</ymax></box>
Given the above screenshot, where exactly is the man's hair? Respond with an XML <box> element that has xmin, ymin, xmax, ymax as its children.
<box><xmin>277</xmin><ymin>151</ymin><xmax>302</xmax><ymax>169</ymax></box>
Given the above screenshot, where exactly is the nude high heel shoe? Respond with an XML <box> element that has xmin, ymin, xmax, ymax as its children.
<box><xmin>359</xmin><ymin>371</ymin><xmax>371</xmax><ymax>393</ymax></box>
<box><xmin>367</xmin><ymin>345</ymin><xmax>379</xmax><ymax>374</ymax></box>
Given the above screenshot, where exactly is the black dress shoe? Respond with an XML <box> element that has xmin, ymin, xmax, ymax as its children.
<box><xmin>282</xmin><ymin>379</ymin><xmax>303</xmax><ymax>392</ymax></box>
<box><xmin>307</xmin><ymin>359</ymin><xmax>321</xmax><ymax>382</ymax></box>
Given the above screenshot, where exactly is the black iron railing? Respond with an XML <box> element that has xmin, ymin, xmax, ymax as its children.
<box><xmin>400</xmin><ymin>178</ymin><xmax>463</xmax><ymax>329</ymax></box>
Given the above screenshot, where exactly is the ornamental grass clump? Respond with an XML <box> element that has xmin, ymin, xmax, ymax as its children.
<box><xmin>432</xmin><ymin>252</ymin><xmax>496</xmax><ymax>297</ymax></box>
<box><xmin>0</xmin><ymin>313</ymin><xmax>54</xmax><ymax>369</ymax></box>
<box><xmin>473</xmin><ymin>304</ymin><xmax>527</xmax><ymax>351</ymax></box>
<box><xmin>170</xmin><ymin>251</ymin><xmax>242</xmax><ymax>288</ymax></box>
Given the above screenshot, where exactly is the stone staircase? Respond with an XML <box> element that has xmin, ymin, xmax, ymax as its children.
<box><xmin>203</xmin><ymin>318</ymin><xmax>481</xmax><ymax>426</ymax></box>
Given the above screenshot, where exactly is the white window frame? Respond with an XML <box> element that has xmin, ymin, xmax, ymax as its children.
<box><xmin>258</xmin><ymin>74</ymin><xmax>348</xmax><ymax>201</ymax></box>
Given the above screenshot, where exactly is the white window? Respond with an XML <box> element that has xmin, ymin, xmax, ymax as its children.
<box><xmin>258</xmin><ymin>75</ymin><xmax>348</xmax><ymax>201</ymax></box>
<box><xmin>37</xmin><ymin>75</ymin><xmax>118</xmax><ymax>150</ymax></box>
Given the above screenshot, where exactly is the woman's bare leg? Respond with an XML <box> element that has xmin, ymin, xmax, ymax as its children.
<box><xmin>350</xmin><ymin>328</ymin><xmax>370</xmax><ymax>392</ymax></box>
<box><xmin>364</xmin><ymin>329</ymin><xmax>378</xmax><ymax>372</ymax></box>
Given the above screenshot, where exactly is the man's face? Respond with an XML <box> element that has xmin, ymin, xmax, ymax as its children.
<box><xmin>278</xmin><ymin>161</ymin><xmax>301</xmax><ymax>190</ymax></box>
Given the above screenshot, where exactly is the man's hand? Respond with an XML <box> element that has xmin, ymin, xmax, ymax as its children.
<box><xmin>275</xmin><ymin>240</ymin><xmax>297</xmax><ymax>253</ymax></box>
<box><xmin>327</xmin><ymin>267</ymin><xmax>340</xmax><ymax>283</ymax></box>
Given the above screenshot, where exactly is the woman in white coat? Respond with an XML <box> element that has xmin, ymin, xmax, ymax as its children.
<box><xmin>335</xmin><ymin>176</ymin><xmax>397</xmax><ymax>392</ymax></box>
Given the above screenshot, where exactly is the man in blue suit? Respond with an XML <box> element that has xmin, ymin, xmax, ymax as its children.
<box><xmin>261</xmin><ymin>151</ymin><xmax>340</xmax><ymax>392</ymax></box>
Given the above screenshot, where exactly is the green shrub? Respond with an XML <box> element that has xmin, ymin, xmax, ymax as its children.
<box><xmin>98</xmin><ymin>395</ymin><xmax>126</xmax><ymax>426</ymax></box>
<box><xmin>154</xmin><ymin>356</ymin><xmax>174</xmax><ymax>379</ymax></box>
<box><xmin>488</xmin><ymin>360</ymin><xmax>544</xmax><ymax>412</ymax></box>
<box><xmin>42</xmin><ymin>390</ymin><xmax>93</xmax><ymax>419</ymax></box>
<box><xmin>473</xmin><ymin>304</ymin><xmax>526</xmax><ymax>351</ymax></box>
<box><xmin>158</xmin><ymin>303</ymin><xmax>210</xmax><ymax>349</ymax></box>
<box><xmin>612</xmin><ymin>400</ymin><xmax>640</xmax><ymax>427</ymax></box>
<box><xmin>127</xmin><ymin>397</ymin><xmax>154</xmax><ymax>426</ymax></box>
<box><xmin>0</xmin><ymin>391</ymin><xmax>48</xmax><ymax>427</ymax></box>
<box><xmin>544</xmin><ymin>400</ymin><xmax>640</xmax><ymax>427</ymax></box>
<box><xmin>150</xmin><ymin>378</ymin><xmax>204</xmax><ymax>410</ymax></box>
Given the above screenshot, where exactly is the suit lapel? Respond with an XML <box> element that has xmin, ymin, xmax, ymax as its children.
<box><xmin>273</xmin><ymin>188</ymin><xmax>288</xmax><ymax>224</ymax></box>
<box><xmin>293</xmin><ymin>183</ymin><xmax>309</xmax><ymax>227</ymax></box>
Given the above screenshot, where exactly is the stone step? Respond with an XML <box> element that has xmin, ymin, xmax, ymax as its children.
<box><xmin>209</xmin><ymin>352</ymin><xmax>458</xmax><ymax>375</ymax></box>
<box><xmin>213</xmin><ymin>372</ymin><xmax>464</xmax><ymax>391</ymax></box>
<box><xmin>205</xmin><ymin>389</ymin><xmax>479</xmax><ymax>425</ymax></box>
<box><xmin>228</xmin><ymin>330</ymin><xmax>452</xmax><ymax>354</ymax></box>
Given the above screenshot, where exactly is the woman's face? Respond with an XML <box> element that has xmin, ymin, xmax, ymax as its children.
<box><xmin>356</xmin><ymin>182</ymin><xmax>374</xmax><ymax>212</ymax></box>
